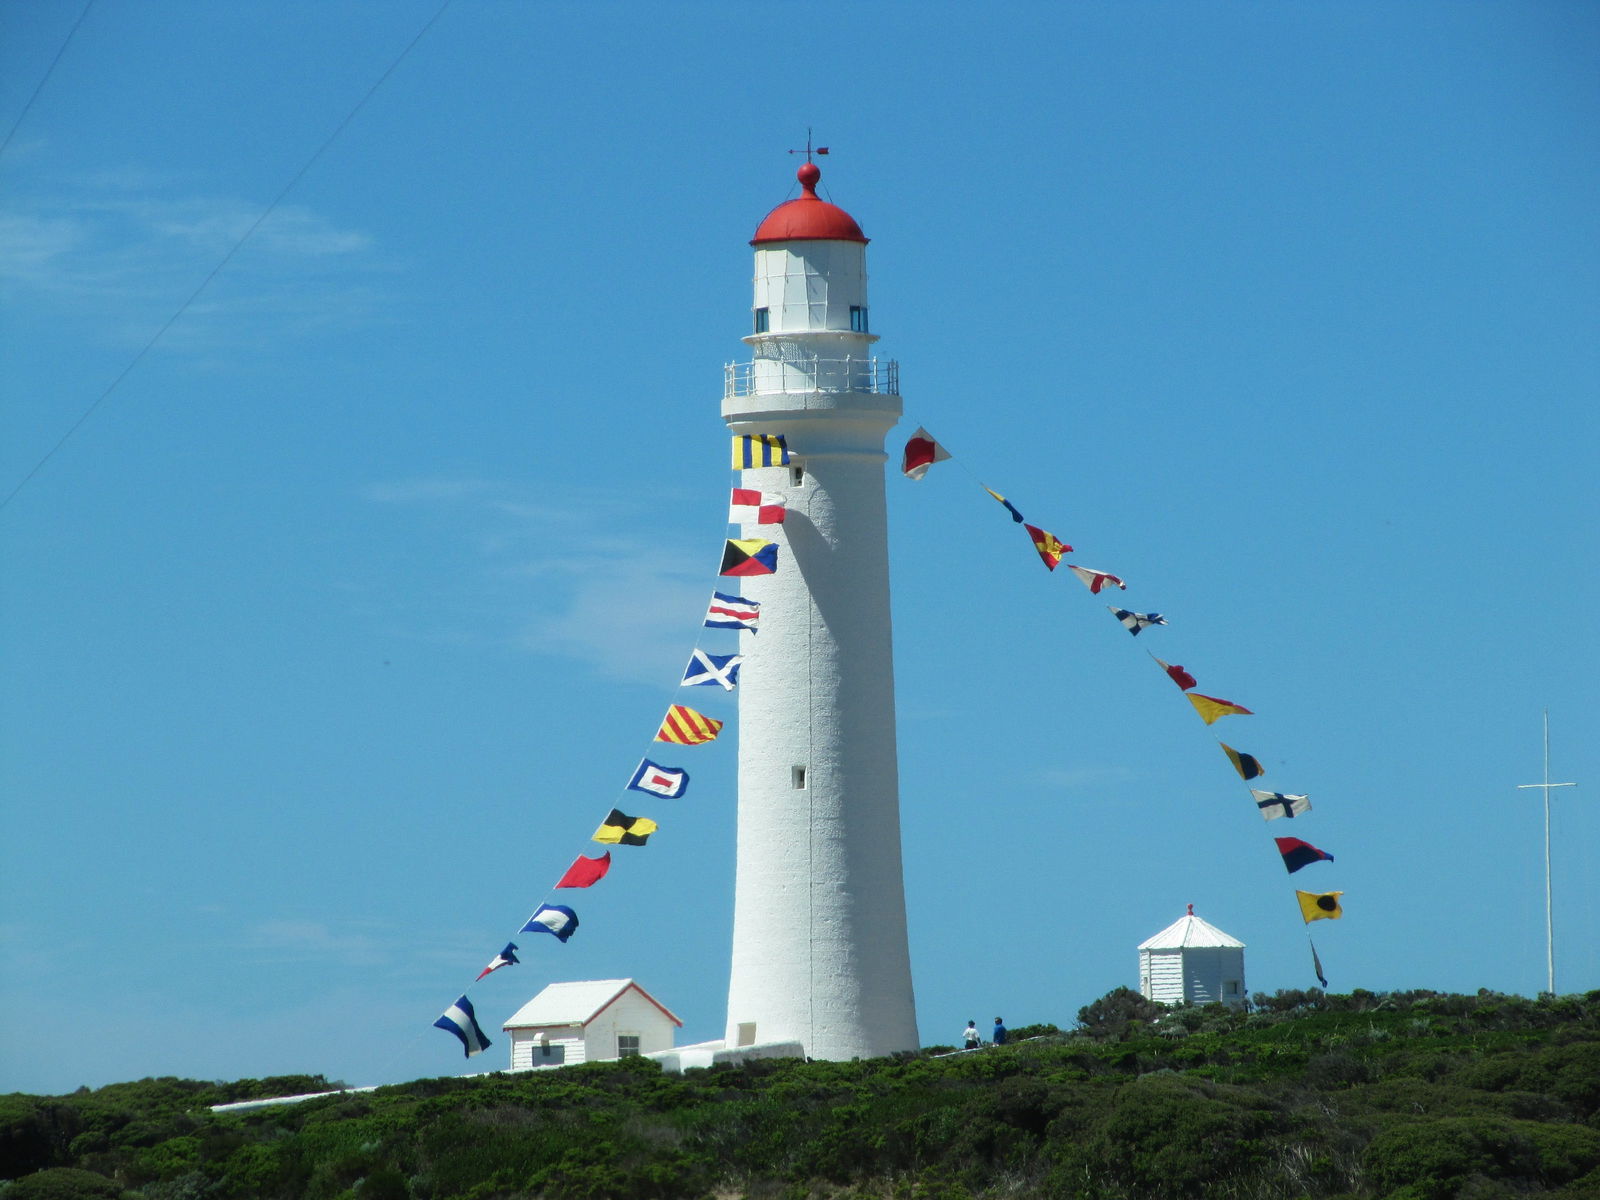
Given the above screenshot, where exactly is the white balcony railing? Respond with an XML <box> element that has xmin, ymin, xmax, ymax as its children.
<box><xmin>724</xmin><ymin>356</ymin><xmax>899</xmax><ymax>400</ymax></box>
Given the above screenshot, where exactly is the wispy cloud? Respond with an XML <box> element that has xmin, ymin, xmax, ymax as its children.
<box><xmin>363</xmin><ymin>477</ymin><xmax>709</xmax><ymax>684</ymax></box>
<box><xmin>1037</xmin><ymin>765</ymin><xmax>1141</xmax><ymax>791</ymax></box>
<box><xmin>0</xmin><ymin>170</ymin><xmax>389</xmax><ymax>353</ymax></box>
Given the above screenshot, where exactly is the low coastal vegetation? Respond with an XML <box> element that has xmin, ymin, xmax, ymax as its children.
<box><xmin>3</xmin><ymin>989</ymin><xmax>1598</xmax><ymax>1199</ymax></box>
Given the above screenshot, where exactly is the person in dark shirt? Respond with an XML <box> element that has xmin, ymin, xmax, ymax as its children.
<box><xmin>992</xmin><ymin>1017</ymin><xmax>1008</xmax><ymax>1045</ymax></box>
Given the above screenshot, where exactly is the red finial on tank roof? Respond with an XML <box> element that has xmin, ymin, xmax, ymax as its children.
<box><xmin>1187</xmin><ymin>903</ymin><xmax>1194</xmax><ymax>915</ymax></box>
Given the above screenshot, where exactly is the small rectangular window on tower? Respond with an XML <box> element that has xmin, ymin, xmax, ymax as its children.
<box><xmin>849</xmin><ymin>305</ymin><xmax>868</xmax><ymax>332</ymax></box>
<box><xmin>790</xmin><ymin>465</ymin><xmax>805</xmax><ymax>487</ymax></box>
<box><xmin>753</xmin><ymin>307</ymin><xmax>770</xmax><ymax>334</ymax></box>
<box><xmin>792</xmin><ymin>766</ymin><xmax>807</xmax><ymax>790</ymax></box>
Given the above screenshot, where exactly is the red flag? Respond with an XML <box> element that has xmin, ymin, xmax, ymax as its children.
<box><xmin>1153</xmin><ymin>656</ymin><xmax>1197</xmax><ymax>691</ymax></box>
<box><xmin>555</xmin><ymin>852</ymin><xmax>612</xmax><ymax>888</ymax></box>
<box><xmin>901</xmin><ymin>427</ymin><xmax>952</xmax><ymax>480</ymax></box>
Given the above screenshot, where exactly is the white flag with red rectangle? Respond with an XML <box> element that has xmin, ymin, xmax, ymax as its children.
<box><xmin>729</xmin><ymin>488</ymin><xmax>786</xmax><ymax>525</ymax></box>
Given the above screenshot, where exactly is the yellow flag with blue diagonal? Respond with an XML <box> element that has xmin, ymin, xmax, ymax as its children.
<box><xmin>733</xmin><ymin>434</ymin><xmax>789</xmax><ymax>469</ymax></box>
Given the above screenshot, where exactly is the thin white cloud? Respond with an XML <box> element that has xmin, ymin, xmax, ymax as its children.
<box><xmin>0</xmin><ymin>172</ymin><xmax>387</xmax><ymax>351</ymax></box>
<box><xmin>364</xmin><ymin>477</ymin><xmax>708</xmax><ymax>684</ymax></box>
<box><xmin>1037</xmin><ymin>765</ymin><xmax>1140</xmax><ymax>790</ymax></box>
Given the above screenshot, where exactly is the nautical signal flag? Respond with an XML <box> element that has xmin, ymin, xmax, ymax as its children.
<box><xmin>1275</xmin><ymin>837</ymin><xmax>1335</xmax><ymax>874</ymax></box>
<box><xmin>1152</xmin><ymin>656</ymin><xmax>1197</xmax><ymax>690</ymax></box>
<box><xmin>1297</xmin><ymin>891</ymin><xmax>1344</xmax><ymax>924</ymax></box>
<box><xmin>1187</xmin><ymin>692</ymin><xmax>1253</xmax><ymax>724</ymax></box>
<box><xmin>523</xmin><ymin>904</ymin><xmax>579</xmax><ymax>941</ymax></box>
<box><xmin>1253</xmin><ymin>790</ymin><xmax>1312</xmax><ymax>820</ymax></box>
<box><xmin>733</xmin><ymin>434</ymin><xmax>789</xmax><ymax>469</ymax></box>
<box><xmin>555</xmin><ymin>852</ymin><xmax>612</xmax><ymax>889</ymax></box>
<box><xmin>730</xmin><ymin>488</ymin><xmax>786</xmax><ymax>524</ymax></box>
<box><xmin>705</xmin><ymin>591</ymin><xmax>758</xmax><ymax>632</ymax></box>
<box><xmin>1222</xmin><ymin>742</ymin><xmax>1265</xmax><ymax>781</ymax></box>
<box><xmin>984</xmin><ymin>487</ymin><xmax>1025</xmax><ymax>523</ymax></box>
<box><xmin>1110</xmin><ymin>608</ymin><xmax>1167</xmax><ymax>637</ymax></box>
<box><xmin>721</xmin><ymin>538</ymin><xmax>779</xmax><ymax>576</ymax></box>
<box><xmin>1068</xmin><ymin>564</ymin><xmax>1126</xmax><ymax>594</ymax></box>
<box><xmin>593</xmin><ymin>808</ymin><xmax>658</xmax><ymax>846</ymax></box>
<box><xmin>902</xmin><ymin>427</ymin><xmax>952</xmax><ymax>480</ymax></box>
<box><xmin>655</xmin><ymin>705</ymin><xmax>723</xmax><ymax>745</ymax></box>
<box><xmin>1024</xmin><ymin>524</ymin><xmax>1072</xmax><ymax>571</ymax></box>
<box><xmin>626</xmin><ymin>758</ymin><xmax>688</xmax><ymax>798</ymax></box>
<box><xmin>434</xmin><ymin>995</ymin><xmax>491</xmax><ymax>1057</ymax></box>
<box><xmin>1311</xmin><ymin>942</ymin><xmax>1329</xmax><ymax>988</ymax></box>
<box><xmin>475</xmin><ymin>943</ymin><xmax>519</xmax><ymax>981</ymax></box>
<box><xmin>682</xmin><ymin>649</ymin><xmax>743</xmax><ymax>691</ymax></box>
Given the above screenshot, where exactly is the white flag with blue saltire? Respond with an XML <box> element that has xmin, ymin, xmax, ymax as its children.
<box><xmin>682</xmin><ymin>649</ymin><xmax>743</xmax><ymax>691</ymax></box>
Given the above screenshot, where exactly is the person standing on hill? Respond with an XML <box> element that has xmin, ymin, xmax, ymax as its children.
<box><xmin>992</xmin><ymin>1017</ymin><xmax>1008</xmax><ymax>1046</ymax></box>
<box><xmin>962</xmin><ymin>1020</ymin><xmax>981</xmax><ymax>1050</ymax></box>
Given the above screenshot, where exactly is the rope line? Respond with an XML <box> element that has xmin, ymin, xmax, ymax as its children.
<box><xmin>0</xmin><ymin>0</ymin><xmax>457</xmax><ymax>513</ymax></box>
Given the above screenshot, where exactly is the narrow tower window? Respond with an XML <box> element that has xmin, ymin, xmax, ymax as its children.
<box><xmin>790</xmin><ymin>466</ymin><xmax>805</xmax><ymax>487</ymax></box>
<box><xmin>849</xmin><ymin>305</ymin><xmax>868</xmax><ymax>332</ymax></box>
<box><xmin>792</xmin><ymin>766</ymin><xmax>807</xmax><ymax>790</ymax></box>
<box><xmin>753</xmin><ymin>307</ymin><xmax>770</xmax><ymax>334</ymax></box>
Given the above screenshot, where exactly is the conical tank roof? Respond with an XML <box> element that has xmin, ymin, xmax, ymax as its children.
<box><xmin>1138</xmin><ymin>905</ymin><xmax>1244</xmax><ymax>950</ymax></box>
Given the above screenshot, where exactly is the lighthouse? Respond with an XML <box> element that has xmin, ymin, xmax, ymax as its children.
<box><xmin>721</xmin><ymin>160</ymin><xmax>920</xmax><ymax>1061</ymax></box>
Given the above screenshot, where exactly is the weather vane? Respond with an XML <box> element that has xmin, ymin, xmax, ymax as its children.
<box><xmin>787</xmin><ymin>129</ymin><xmax>829</xmax><ymax>164</ymax></box>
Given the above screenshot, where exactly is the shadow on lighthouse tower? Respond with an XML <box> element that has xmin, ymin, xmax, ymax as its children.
<box><xmin>721</xmin><ymin>161</ymin><xmax>920</xmax><ymax>1061</ymax></box>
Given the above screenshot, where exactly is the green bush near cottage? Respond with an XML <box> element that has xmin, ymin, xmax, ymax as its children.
<box><xmin>2</xmin><ymin>989</ymin><xmax>1599</xmax><ymax>1200</ymax></box>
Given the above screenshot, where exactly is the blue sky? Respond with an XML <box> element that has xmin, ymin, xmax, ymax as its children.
<box><xmin>2</xmin><ymin>1</ymin><xmax>1596</xmax><ymax>1095</ymax></box>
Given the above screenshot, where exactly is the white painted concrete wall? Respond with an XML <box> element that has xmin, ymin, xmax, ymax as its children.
<box><xmin>722</xmin><ymin>227</ymin><xmax>919</xmax><ymax>1063</ymax></box>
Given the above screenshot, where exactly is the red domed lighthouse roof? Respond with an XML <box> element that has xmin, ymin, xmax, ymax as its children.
<box><xmin>751</xmin><ymin>162</ymin><xmax>868</xmax><ymax>245</ymax></box>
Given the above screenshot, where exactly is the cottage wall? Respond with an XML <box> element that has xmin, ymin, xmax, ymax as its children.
<box><xmin>580</xmin><ymin>989</ymin><xmax>677</xmax><ymax>1060</ymax></box>
<box><xmin>509</xmin><ymin>1026</ymin><xmax>585</xmax><ymax>1070</ymax></box>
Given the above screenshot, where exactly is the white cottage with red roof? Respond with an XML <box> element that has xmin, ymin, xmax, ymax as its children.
<box><xmin>503</xmin><ymin>979</ymin><xmax>681</xmax><ymax>1070</ymax></box>
<box><xmin>1137</xmin><ymin>905</ymin><xmax>1247</xmax><ymax>1009</ymax></box>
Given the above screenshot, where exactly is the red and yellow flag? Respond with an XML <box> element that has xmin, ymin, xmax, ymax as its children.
<box><xmin>1186</xmin><ymin>692</ymin><xmax>1253</xmax><ymax>724</ymax></box>
<box><xmin>655</xmin><ymin>705</ymin><xmax>724</xmax><ymax>745</ymax></box>
<box><xmin>1023</xmin><ymin>523</ymin><xmax>1072</xmax><ymax>570</ymax></box>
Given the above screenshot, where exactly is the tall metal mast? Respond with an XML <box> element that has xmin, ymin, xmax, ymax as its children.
<box><xmin>1515</xmin><ymin>709</ymin><xmax>1577</xmax><ymax>995</ymax></box>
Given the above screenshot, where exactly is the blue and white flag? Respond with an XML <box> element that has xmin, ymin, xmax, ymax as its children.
<box><xmin>682</xmin><ymin>649</ymin><xmax>743</xmax><ymax>691</ymax></box>
<box><xmin>475</xmin><ymin>942</ymin><xmax>519</xmax><ymax>981</ymax></box>
<box><xmin>705</xmin><ymin>591</ymin><xmax>759</xmax><ymax>633</ymax></box>
<box><xmin>1109</xmin><ymin>607</ymin><xmax>1167</xmax><ymax>636</ymax></box>
<box><xmin>522</xmin><ymin>903</ymin><xmax>579</xmax><ymax>942</ymax></box>
<box><xmin>434</xmin><ymin>994</ymin><xmax>491</xmax><ymax>1057</ymax></box>
<box><xmin>627</xmin><ymin>758</ymin><xmax>688</xmax><ymax>799</ymax></box>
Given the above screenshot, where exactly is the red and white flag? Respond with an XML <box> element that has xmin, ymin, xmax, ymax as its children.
<box><xmin>1067</xmin><ymin>564</ymin><xmax>1126</xmax><ymax>594</ymax></box>
<box><xmin>729</xmin><ymin>488</ymin><xmax>786</xmax><ymax>524</ymax></box>
<box><xmin>901</xmin><ymin>427</ymin><xmax>952</xmax><ymax>480</ymax></box>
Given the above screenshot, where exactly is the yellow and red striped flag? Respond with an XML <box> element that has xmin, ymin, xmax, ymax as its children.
<box><xmin>1186</xmin><ymin>692</ymin><xmax>1253</xmax><ymax>725</ymax></box>
<box><xmin>655</xmin><ymin>705</ymin><xmax>724</xmax><ymax>745</ymax></box>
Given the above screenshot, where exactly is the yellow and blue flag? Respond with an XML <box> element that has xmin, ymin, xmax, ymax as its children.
<box><xmin>733</xmin><ymin>434</ymin><xmax>789</xmax><ymax>469</ymax></box>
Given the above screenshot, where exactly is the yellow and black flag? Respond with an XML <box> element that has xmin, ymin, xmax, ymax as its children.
<box><xmin>1221</xmin><ymin>742</ymin><xmax>1265</xmax><ymax>781</ymax></box>
<box><xmin>593</xmin><ymin>809</ymin><xmax>658</xmax><ymax>846</ymax></box>
<box><xmin>733</xmin><ymin>434</ymin><xmax>789</xmax><ymax>469</ymax></box>
<box><xmin>1296</xmin><ymin>890</ymin><xmax>1343</xmax><ymax>924</ymax></box>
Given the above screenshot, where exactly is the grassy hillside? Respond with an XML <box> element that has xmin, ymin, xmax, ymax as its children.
<box><xmin>3</xmin><ymin>989</ymin><xmax>1598</xmax><ymax>1200</ymax></box>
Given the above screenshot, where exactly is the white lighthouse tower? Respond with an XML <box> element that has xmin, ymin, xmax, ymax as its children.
<box><xmin>720</xmin><ymin>160</ymin><xmax>919</xmax><ymax>1061</ymax></box>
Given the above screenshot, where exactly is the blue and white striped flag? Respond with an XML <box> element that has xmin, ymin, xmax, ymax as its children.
<box><xmin>434</xmin><ymin>994</ymin><xmax>491</xmax><ymax>1057</ymax></box>
<box><xmin>704</xmin><ymin>591</ymin><xmax>759</xmax><ymax>633</ymax></box>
